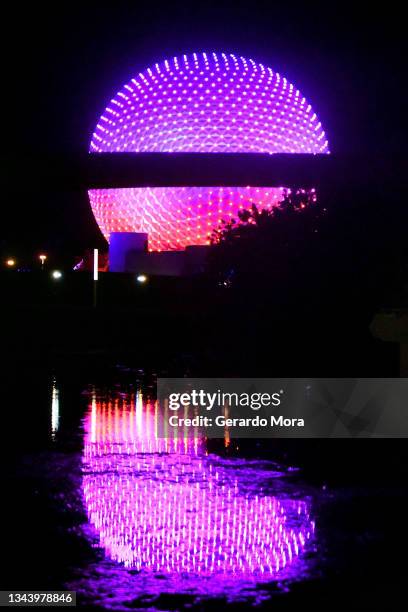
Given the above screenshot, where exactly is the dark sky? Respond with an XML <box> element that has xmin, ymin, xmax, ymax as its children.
<box><xmin>1</xmin><ymin>0</ymin><xmax>407</xmax><ymax>257</ymax></box>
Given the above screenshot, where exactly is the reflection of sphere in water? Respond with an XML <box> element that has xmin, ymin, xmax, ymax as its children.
<box><xmin>89</xmin><ymin>52</ymin><xmax>329</xmax><ymax>250</ymax></box>
<box><xmin>82</xmin><ymin>397</ymin><xmax>315</xmax><ymax>574</ymax></box>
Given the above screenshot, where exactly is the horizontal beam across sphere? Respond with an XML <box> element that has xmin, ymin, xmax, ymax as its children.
<box><xmin>86</xmin><ymin>153</ymin><xmax>330</xmax><ymax>189</ymax></box>
<box><xmin>1</xmin><ymin>153</ymin><xmax>406</xmax><ymax>192</ymax></box>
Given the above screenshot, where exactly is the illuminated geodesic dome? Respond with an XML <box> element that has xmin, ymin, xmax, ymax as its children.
<box><xmin>89</xmin><ymin>52</ymin><xmax>329</xmax><ymax>251</ymax></box>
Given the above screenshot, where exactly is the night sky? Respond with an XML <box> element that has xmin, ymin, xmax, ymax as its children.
<box><xmin>1</xmin><ymin>1</ymin><xmax>406</xmax><ymax>261</ymax></box>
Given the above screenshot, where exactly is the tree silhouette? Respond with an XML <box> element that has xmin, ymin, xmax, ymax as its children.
<box><xmin>205</xmin><ymin>187</ymin><xmax>407</xmax><ymax>374</ymax></box>
<box><xmin>209</xmin><ymin>189</ymin><xmax>328</xmax><ymax>294</ymax></box>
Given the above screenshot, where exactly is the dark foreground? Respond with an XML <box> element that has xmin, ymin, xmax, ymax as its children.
<box><xmin>1</xmin><ymin>262</ymin><xmax>407</xmax><ymax>609</ymax></box>
<box><xmin>1</xmin><ymin>362</ymin><xmax>407</xmax><ymax>611</ymax></box>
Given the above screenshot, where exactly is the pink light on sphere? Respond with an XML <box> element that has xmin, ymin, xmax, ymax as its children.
<box><xmin>89</xmin><ymin>52</ymin><xmax>329</xmax><ymax>251</ymax></box>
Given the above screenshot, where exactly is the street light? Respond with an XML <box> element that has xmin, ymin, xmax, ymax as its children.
<box><xmin>136</xmin><ymin>274</ymin><xmax>148</xmax><ymax>283</ymax></box>
<box><xmin>6</xmin><ymin>258</ymin><xmax>16</xmax><ymax>267</ymax></box>
<box><xmin>39</xmin><ymin>254</ymin><xmax>47</xmax><ymax>268</ymax></box>
<box><xmin>51</xmin><ymin>270</ymin><xmax>62</xmax><ymax>280</ymax></box>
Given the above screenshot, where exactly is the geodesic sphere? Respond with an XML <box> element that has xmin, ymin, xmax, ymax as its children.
<box><xmin>89</xmin><ymin>52</ymin><xmax>329</xmax><ymax>250</ymax></box>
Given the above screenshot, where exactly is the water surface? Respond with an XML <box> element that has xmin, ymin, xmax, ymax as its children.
<box><xmin>65</xmin><ymin>386</ymin><xmax>319</xmax><ymax>609</ymax></box>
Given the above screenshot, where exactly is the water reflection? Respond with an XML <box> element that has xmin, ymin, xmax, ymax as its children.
<box><xmin>81</xmin><ymin>390</ymin><xmax>315</xmax><ymax>588</ymax></box>
<box><xmin>50</xmin><ymin>378</ymin><xmax>60</xmax><ymax>440</ymax></box>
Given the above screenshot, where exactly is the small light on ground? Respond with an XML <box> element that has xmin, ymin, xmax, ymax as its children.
<box><xmin>51</xmin><ymin>270</ymin><xmax>62</xmax><ymax>279</ymax></box>
<box><xmin>6</xmin><ymin>259</ymin><xmax>16</xmax><ymax>267</ymax></box>
<box><xmin>136</xmin><ymin>274</ymin><xmax>148</xmax><ymax>283</ymax></box>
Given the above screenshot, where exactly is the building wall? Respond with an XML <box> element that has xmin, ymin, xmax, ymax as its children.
<box><xmin>109</xmin><ymin>232</ymin><xmax>148</xmax><ymax>272</ymax></box>
<box><xmin>126</xmin><ymin>246</ymin><xmax>209</xmax><ymax>277</ymax></box>
<box><xmin>108</xmin><ymin>232</ymin><xmax>209</xmax><ymax>276</ymax></box>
